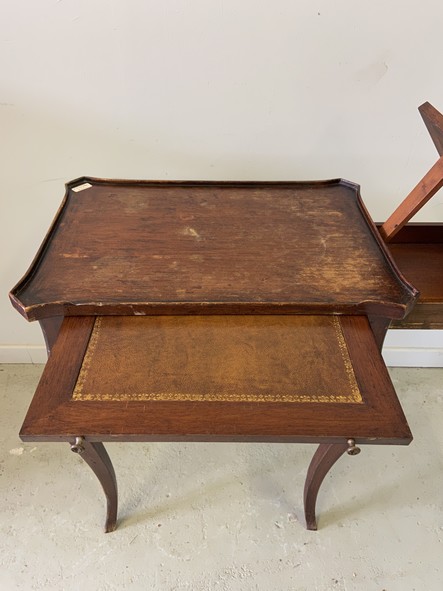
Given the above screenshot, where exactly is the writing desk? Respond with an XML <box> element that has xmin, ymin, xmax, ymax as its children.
<box><xmin>10</xmin><ymin>177</ymin><xmax>417</xmax><ymax>531</ymax></box>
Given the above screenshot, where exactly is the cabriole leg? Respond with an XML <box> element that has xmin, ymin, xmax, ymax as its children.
<box><xmin>70</xmin><ymin>437</ymin><xmax>118</xmax><ymax>533</ymax></box>
<box><xmin>303</xmin><ymin>440</ymin><xmax>360</xmax><ymax>530</ymax></box>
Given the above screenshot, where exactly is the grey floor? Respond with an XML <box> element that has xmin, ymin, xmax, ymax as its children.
<box><xmin>1</xmin><ymin>365</ymin><xmax>442</xmax><ymax>591</ymax></box>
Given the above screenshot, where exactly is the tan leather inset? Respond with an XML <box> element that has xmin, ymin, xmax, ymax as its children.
<box><xmin>72</xmin><ymin>316</ymin><xmax>362</xmax><ymax>404</ymax></box>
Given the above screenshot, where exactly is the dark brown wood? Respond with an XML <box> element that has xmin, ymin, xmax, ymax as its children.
<box><xmin>12</xmin><ymin>175</ymin><xmax>419</xmax><ymax>532</ymax></box>
<box><xmin>20</xmin><ymin>315</ymin><xmax>412</xmax><ymax>445</ymax></box>
<box><xmin>391</xmin><ymin>303</ymin><xmax>443</xmax><ymax>329</ymax></box>
<box><xmin>367</xmin><ymin>316</ymin><xmax>390</xmax><ymax>350</ymax></box>
<box><xmin>20</xmin><ymin>317</ymin><xmax>95</xmax><ymax>432</ymax></box>
<box><xmin>339</xmin><ymin>315</ymin><xmax>412</xmax><ymax>439</ymax></box>
<box><xmin>419</xmin><ymin>101</ymin><xmax>443</xmax><ymax>156</ymax></box>
<box><xmin>19</xmin><ymin>313</ymin><xmax>412</xmax><ymax>531</ymax></box>
<box><xmin>389</xmin><ymin>242</ymin><xmax>443</xmax><ymax>302</ymax></box>
<box><xmin>304</xmin><ymin>442</ymin><xmax>348</xmax><ymax>530</ymax></box>
<box><xmin>377</xmin><ymin>102</ymin><xmax>443</xmax><ymax>323</ymax></box>
<box><xmin>381</xmin><ymin>222</ymin><xmax>443</xmax><ymax>243</ymax></box>
<box><xmin>39</xmin><ymin>316</ymin><xmax>63</xmax><ymax>356</ymax></box>
<box><xmin>71</xmin><ymin>440</ymin><xmax>117</xmax><ymax>533</ymax></box>
<box><xmin>379</xmin><ymin>223</ymin><xmax>443</xmax><ymax>329</ymax></box>
<box><xmin>9</xmin><ymin>177</ymin><xmax>417</xmax><ymax>321</ymax></box>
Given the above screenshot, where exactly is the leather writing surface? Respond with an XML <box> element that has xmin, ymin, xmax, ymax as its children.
<box><xmin>20</xmin><ymin>315</ymin><xmax>411</xmax><ymax>443</ymax></box>
<box><xmin>73</xmin><ymin>315</ymin><xmax>362</xmax><ymax>404</ymax></box>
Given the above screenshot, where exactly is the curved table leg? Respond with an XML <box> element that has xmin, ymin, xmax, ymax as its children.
<box><xmin>70</xmin><ymin>438</ymin><xmax>118</xmax><ymax>533</ymax></box>
<box><xmin>304</xmin><ymin>442</ymin><xmax>352</xmax><ymax>531</ymax></box>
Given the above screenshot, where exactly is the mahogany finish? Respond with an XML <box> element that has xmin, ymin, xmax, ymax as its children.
<box><xmin>10</xmin><ymin>178</ymin><xmax>416</xmax><ymax>321</ymax></box>
<box><xmin>39</xmin><ymin>316</ymin><xmax>63</xmax><ymax>356</ymax></box>
<box><xmin>11</xmin><ymin>173</ymin><xmax>421</xmax><ymax>531</ymax></box>
<box><xmin>13</xmin><ymin>101</ymin><xmax>443</xmax><ymax>531</ymax></box>
<box><xmin>20</xmin><ymin>315</ymin><xmax>411</xmax><ymax>445</ymax></box>
<box><xmin>70</xmin><ymin>440</ymin><xmax>117</xmax><ymax>533</ymax></box>
<box><xmin>20</xmin><ymin>314</ymin><xmax>412</xmax><ymax>531</ymax></box>
<box><xmin>378</xmin><ymin>101</ymin><xmax>443</xmax><ymax>327</ymax></box>
<box><xmin>380</xmin><ymin>158</ymin><xmax>443</xmax><ymax>242</ymax></box>
<box><xmin>304</xmin><ymin>442</ymin><xmax>348</xmax><ymax>530</ymax></box>
<box><xmin>385</xmin><ymin>224</ymin><xmax>443</xmax><ymax>329</ymax></box>
<box><xmin>419</xmin><ymin>101</ymin><xmax>443</xmax><ymax>157</ymax></box>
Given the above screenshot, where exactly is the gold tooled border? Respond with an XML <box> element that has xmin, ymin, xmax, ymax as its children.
<box><xmin>72</xmin><ymin>316</ymin><xmax>363</xmax><ymax>404</ymax></box>
<box><xmin>332</xmin><ymin>316</ymin><xmax>362</xmax><ymax>403</ymax></box>
<box><xmin>73</xmin><ymin>316</ymin><xmax>103</xmax><ymax>401</ymax></box>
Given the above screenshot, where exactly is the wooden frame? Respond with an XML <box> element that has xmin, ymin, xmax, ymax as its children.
<box><xmin>380</xmin><ymin>102</ymin><xmax>443</xmax><ymax>329</ymax></box>
<box><xmin>380</xmin><ymin>102</ymin><xmax>443</xmax><ymax>242</ymax></box>
<box><xmin>20</xmin><ymin>315</ymin><xmax>411</xmax><ymax>532</ymax></box>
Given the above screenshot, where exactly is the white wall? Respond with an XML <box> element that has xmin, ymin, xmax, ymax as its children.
<box><xmin>1</xmin><ymin>0</ymin><xmax>442</xmax><ymax>363</ymax></box>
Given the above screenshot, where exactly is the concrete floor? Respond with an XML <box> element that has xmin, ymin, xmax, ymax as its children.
<box><xmin>0</xmin><ymin>365</ymin><xmax>442</xmax><ymax>591</ymax></box>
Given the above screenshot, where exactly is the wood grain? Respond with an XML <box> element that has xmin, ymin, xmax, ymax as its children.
<box><xmin>380</xmin><ymin>102</ymin><xmax>443</xmax><ymax>242</ymax></box>
<box><xmin>10</xmin><ymin>178</ymin><xmax>417</xmax><ymax>321</ymax></box>
<box><xmin>20</xmin><ymin>315</ymin><xmax>412</xmax><ymax>445</ymax></box>
<box><xmin>381</xmin><ymin>223</ymin><xmax>443</xmax><ymax>329</ymax></box>
<box><xmin>419</xmin><ymin>101</ymin><xmax>443</xmax><ymax>156</ymax></box>
<box><xmin>380</xmin><ymin>157</ymin><xmax>443</xmax><ymax>242</ymax></box>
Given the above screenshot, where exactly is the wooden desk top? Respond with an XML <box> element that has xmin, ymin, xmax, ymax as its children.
<box><xmin>20</xmin><ymin>315</ymin><xmax>412</xmax><ymax>444</ymax></box>
<box><xmin>10</xmin><ymin>177</ymin><xmax>417</xmax><ymax>321</ymax></box>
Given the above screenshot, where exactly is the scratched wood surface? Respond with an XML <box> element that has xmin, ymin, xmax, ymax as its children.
<box><xmin>20</xmin><ymin>315</ymin><xmax>412</xmax><ymax>444</ymax></box>
<box><xmin>10</xmin><ymin>178</ymin><xmax>417</xmax><ymax>321</ymax></box>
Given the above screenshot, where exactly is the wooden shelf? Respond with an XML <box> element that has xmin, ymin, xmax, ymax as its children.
<box><xmin>381</xmin><ymin>224</ymin><xmax>443</xmax><ymax>329</ymax></box>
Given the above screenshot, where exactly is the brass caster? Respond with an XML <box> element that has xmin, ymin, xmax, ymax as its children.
<box><xmin>71</xmin><ymin>436</ymin><xmax>85</xmax><ymax>454</ymax></box>
<box><xmin>346</xmin><ymin>438</ymin><xmax>361</xmax><ymax>456</ymax></box>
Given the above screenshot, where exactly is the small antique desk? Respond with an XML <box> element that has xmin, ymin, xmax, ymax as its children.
<box><xmin>10</xmin><ymin>177</ymin><xmax>417</xmax><ymax>532</ymax></box>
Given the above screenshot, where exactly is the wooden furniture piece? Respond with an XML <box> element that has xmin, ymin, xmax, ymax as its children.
<box><xmin>20</xmin><ymin>314</ymin><xmax>411</xmax><ymax>533</ymax></box>
<box><xmin>10</xmin><ymin>178</ymin><xmax>417</xmax><ymax>531</ymax></box>
<box><xmin>380</xmin><ymin>102</ymin><xmax>443</xmax><ymax>329</ymax></box>
<box><xmin>11</xmin><ymin>179</ymin><xmax>416</xmax><ymax>322</ymax></box>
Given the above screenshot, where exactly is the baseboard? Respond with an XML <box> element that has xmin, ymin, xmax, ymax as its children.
<box><xmin>0</xmin><ymin>337</ymin><xmax>442</xmax><ymax>367</ymax></box>
<box><xmin>0</xmin><ymin>346</ymin><xmax>47</xmax><ymax>364</ymax></box>
<box><xmin>382</xmin><ymin>348</ymin><xmax>443</xmax><ymax>368</ymax></box>
<box><xmin>382</xmin><ymin>330</ymin><xmax>443</xmax><ymax>368</ymax></box>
